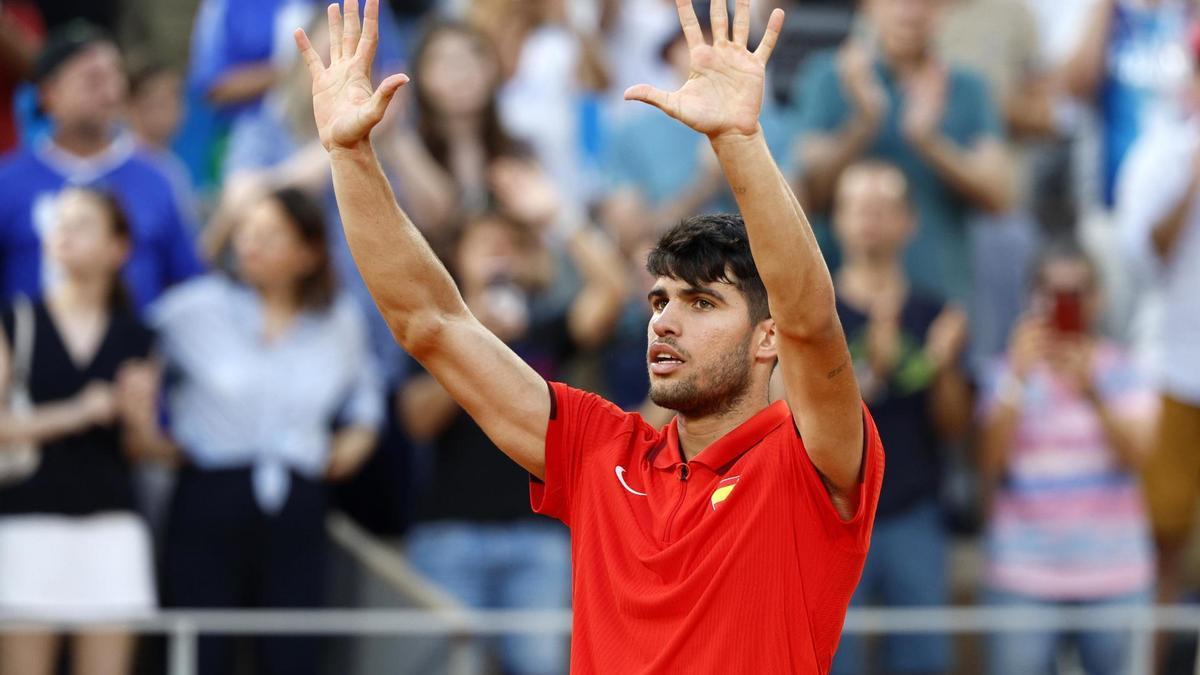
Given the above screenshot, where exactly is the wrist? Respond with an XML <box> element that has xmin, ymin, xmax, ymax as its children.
<box><xmin>328</xmin><ymin>141</ymin><xmax>376</xmax><ymax>162</ymax></box>
<box><xmin>710</xmin><ymin>124</ymin><xmax>765</xmax><ymax>150</ymax></box>
<box><xmin>996</xmin><ymin>371</ymin><xmax>1025</xmax><ymax>409</ymax></box>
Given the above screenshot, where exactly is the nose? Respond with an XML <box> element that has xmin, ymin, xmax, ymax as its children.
<box><xmin>650</xmin><ymin>300</ymin><xmax>680</xmax><ymax>338</ymax></box>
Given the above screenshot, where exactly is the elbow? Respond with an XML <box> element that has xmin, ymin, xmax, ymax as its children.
<box><xmin>770</xmin><ymin>287</ymin><xmax>838</xmax><ymax>340</ymax></box>
<box><xmin>394</xmin><ymin>311</ymin><xmax>456</xmax><ymax>361</ymax></box>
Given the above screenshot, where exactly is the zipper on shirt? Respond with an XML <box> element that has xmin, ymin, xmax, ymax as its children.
<box><xmin>662</xmin><ymin>463</ymin><xmax>690</xmax><ymax>544</ymax></box>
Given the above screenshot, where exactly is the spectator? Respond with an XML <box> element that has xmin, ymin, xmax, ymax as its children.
<box><xmin>127</xmin><ymin>63</ymin><xmax>184</xmax><ymax>155</ymax></box>
<box><xmin>399</xmin><ymin>160</ymin><xmax>626</xmax><ymax>675</ymax></box>
<box><xmin>186</xmin><ymin>0</ymin><xmax>312</xmax><ymax>117</ymax></box>
<box><xmin>469</xmin><ymin>0</ymin><xmax>611</xmax><ymax>203</ymax></box>
<box><xmin>0</xmin><ymin>187</ymin><xmax>162</xmax><ymax>675</ymax></box>
<box><xmin>1116</xmin><ymin>46</ymin><xmax>1200</xmax><ymax>635</ymax></box>
<box><xmin>148</xmin><ymin>187</ymin><xmax>384</xmax><ymax>675</ymax></box>
<box><xmin>827</xmin><ymin>161</ymin><xmax>971</xmax><ymax>675</ymax></box>
<box><xmin>795</xmin><ymin>0</ymin><xmax>1010</xmax><ymax>302</ymax></box>
<box><xmin>380</xmin><ymin>20</ymin><xmax>521</xmax><ymax>233</ymax></box>
<box><xmin>1063</xmin><ymin>0</ymin><xmax>1193</xmax><ymax>210</ymax></box>
<box><xmin>1060</xmin><ymin>0</ymin><xmax>1193</xmax><ymax>340</ymax></box>
<box><xmin>0</xmin><ymin>0</ymin><xmax>43</xmax><ymax>152</ymax></box>
<box><xmin>0</xmin><ymin>22</ymin><xmax>202</xmax><ymax>311</ymax></box>
<box><xmin>978</xmin><ymin>244</ymin><xmax>1157</xmax><ymax>675</ymax></box>
<box><xmin>936</xmin><ymin>0</ymin><xmax>1047</xmax><ymax>369</ymax></box>
<box><xmin>126</xmin><ymin>62</ymin><xmax>198</xmax><ymax>234</ymax></box>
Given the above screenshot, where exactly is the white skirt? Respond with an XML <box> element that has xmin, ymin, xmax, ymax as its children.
<box><xmin>0</xmin><ymin>512</ymin><xmax>157</xmax><ymax>622</ymax></box>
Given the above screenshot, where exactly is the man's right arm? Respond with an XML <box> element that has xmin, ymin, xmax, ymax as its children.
<box><xmin>298</xmin><ymin>0</ymin><xmax>550</xmax><ymax>478</ymax></box>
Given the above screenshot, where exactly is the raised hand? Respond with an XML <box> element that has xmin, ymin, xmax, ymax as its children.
<box><xmin>625</xmin><ymin>0</ymin><xmax>784</xmax><ymax>140</ymax></box>
<box><xmin>294</xmin><ymin>0</ymin><xmax>409</xmax><ymax>152</ymax></box>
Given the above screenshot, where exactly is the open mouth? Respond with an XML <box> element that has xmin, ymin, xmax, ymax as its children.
<box><xmin>648</xmin><ymin>343</ymin><xmax>686</xmax><ymax>375</ymax></box>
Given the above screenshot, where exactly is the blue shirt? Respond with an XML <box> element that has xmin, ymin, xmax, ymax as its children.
<box><xmin>795</xmin><ymin>51</ymin><xmax>1002</xmax><ymax>301</ymax></box>
<box><xmin>150</xmin><ymin>275</ymin><xmax>385</xmax><ymax>512</ymax></box>
<box><xmin>0</xmin><ymin>135</ymin><xmax>203</xmax><ymax>310</ymax></box>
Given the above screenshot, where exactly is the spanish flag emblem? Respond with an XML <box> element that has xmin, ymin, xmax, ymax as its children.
<box><xmin>710</xmin><ymin>476</ymin><xmax>740</xmax><ymax>510</ymax></box>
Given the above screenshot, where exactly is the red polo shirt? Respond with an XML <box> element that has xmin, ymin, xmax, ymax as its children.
<box><xmin>531</xmin><ymin>382</ymin><xmax>884</xmax><ymax>674</ymax></box>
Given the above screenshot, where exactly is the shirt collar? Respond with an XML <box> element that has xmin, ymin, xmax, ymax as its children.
<box><xmin>35</xmin><ymin>131</ymin><xmax>135</xmax><ymax>183</ymax></box>
<box><xmin>653</xmin><ymin>400</ymin><xmax>792</xmax><ymax>471</ymax></box>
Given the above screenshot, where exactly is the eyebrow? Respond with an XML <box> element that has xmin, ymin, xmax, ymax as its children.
<box><xmin>646</xmin><ymin>285</ymin><xmax>728</xmax><ymax>303</ymax></box>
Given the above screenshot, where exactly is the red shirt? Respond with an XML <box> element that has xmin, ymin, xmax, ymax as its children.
<box><xmin>531</xmin><ymin>382</ymin><xmax>885</xmax><ymax>674</ymax></box>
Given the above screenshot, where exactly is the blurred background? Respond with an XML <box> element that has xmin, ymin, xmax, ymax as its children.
<box><xmin>0</xmin><ymin>0</ymin><xmax>1198</xmax><ymax>673</ymax></box>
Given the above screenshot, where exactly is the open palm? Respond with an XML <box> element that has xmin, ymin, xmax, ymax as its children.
<box><xmin>294</xmin><ymin>0</ymin><xmax>408</xmax><ymax>152</ymax></box>
<box><xmin>626</xmin><ymin>0</ymin><xmax>784</xmax><ymax>139</ymax></box>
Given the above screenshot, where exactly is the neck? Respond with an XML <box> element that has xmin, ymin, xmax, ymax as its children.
<box><xmin>674</xmin><ymin>390</ymin><xmax>769</xmax><ymax>461</ymax></box>
<box><xmin>131</xmin><ymin>128</ymin><xmax>167</xmax><ymax>152</ymax></box>
<box><xmin>53</xmin><ymin>125</ymin><xmax>114</xmax><ymax>158</ymax></box>
<box><xmin>50</xmin><ymin>277</ymin><xmax>111</xmax><ymax>313</ymax></box>
<box><xmin>257</xmin><ymin>283</ymin><xmax>301</xmax><ymax>316</ymax></box>
<box><xmin>836</xmin><ymin>256</ymin><xmax>907</xmax><ymax>307</ymax></box>
<box><xmin>441</xmin><ymin>114</ymin><xmax>483</xmax><ymax>142</ymax></box>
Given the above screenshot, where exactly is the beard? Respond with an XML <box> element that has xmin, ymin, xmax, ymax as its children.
<box><xmin>649</xmin><ymin>330</ymin><xmax>754</xmax><ymax>418</ymax></box>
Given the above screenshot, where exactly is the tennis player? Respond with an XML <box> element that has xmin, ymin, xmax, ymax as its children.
<box><xmin>296</xmin><ymin>0</ymin><xmax>884</xmax><ymax>671</ymax></box>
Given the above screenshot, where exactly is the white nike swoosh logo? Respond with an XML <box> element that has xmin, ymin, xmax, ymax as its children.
<box><xmin>615</xmin><ymin>466</ymin><xmax>647</xmax><ymax>496</ymax></box>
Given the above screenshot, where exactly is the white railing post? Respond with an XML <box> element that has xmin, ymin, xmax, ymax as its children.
<box><xmin>1129</xmin><ymin>607</ymin><xmax>1152</xmax><ymax>675</ymax></box>
<box><xmin>168</xmin><ymin>617</ymin><xmax>198</xmax><ymax>675</ymax></box>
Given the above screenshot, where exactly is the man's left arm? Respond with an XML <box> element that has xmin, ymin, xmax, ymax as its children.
<box><xmin>626</xmin><ymin>0</ymin><xmax>865</xmax><ymax>503</ymax></box>
<box><xmin>714</xmin><ymin>128</ymin><xmax>865</xmax><ymax>500</ymax></box>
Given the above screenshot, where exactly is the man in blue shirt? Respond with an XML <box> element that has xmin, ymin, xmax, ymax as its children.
<box><xmin>794</xmin><ymin>0</ymin><xmax>1010</xmax><ymax>302</ymax></box>
<box><xmin>0</xmin><ymin>23</ymin><xmax>202</xmax><ymax>311</ymax></box>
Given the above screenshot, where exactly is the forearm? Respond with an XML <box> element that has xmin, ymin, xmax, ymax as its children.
<box><xmin>398</xmin><ymin>375</ymin><xmax>461</xmax><ymax>441</ymax></box>
<box><xmin>382</xmin><ymin>131</ymin><xmax>459</xmax><ymax>232</ymax></box>
<box><xmin>1085</xmin><ymin>392</ymin><xmax>1146</xmax><ymax>470</ymax></box>
<box><xmin>980</xmin><ymin>403</ymin><xmax>1020</xmax><ymax>482</ymax></box>
<box><xmin>653</xmin><ymin>170</ymin><xmax>724</xmax><ymax>230</ymax></box>
<box><xmin>1004</xmin><ymin>81</ymin><xmax>1057</xmax><ymax>139</ymax></box>
<box><xmin>930</xmin><ymin>369</ymin><xmax>973</xmax><ymax>441</ymax></box>
<box><xmin>714</xmin><ymin>128</ymin><xmax>835</xmax><ymax>333</ymax></box>
<box><xmin>0</xmin><ymin>400</ymin><xmax>93</xmax><ymax>445</ymax></box>
<box><xmin>565</xmin><ymin>224</ymin><xmax>630</xmax><ymax>348</ymax></box>
<box><xmin>329</xmin><ymin>143</ymin><xmax>470</xmax><ymax>353</ymax></box>
<box><xmin>1149</xmin><ymin>178</ymin><xmax>1199</xmax><ymax>261</ymax></box>
<box><xmin>207</xmin><ymin>63</ymin><xmax>279</xmax><ymax>105</ymax></box>
<box><xmin>121</xmin><ymin>419</ymin><xmax>181</xmax><ymax>463</ymax></box>
<box><xmin>1060</xmin><ymin>0</ymin><xmax>1113</xmax><ymax>99</ymax></box>
<box><xmin>799</xmin><ymin>118</ymin><xmax>877</xmax><ymax>211</ymax></box>
<box><xmin>912</xmin><ymin>136</ymin><xmax>1012</xmax><ymax>213</ymax></box>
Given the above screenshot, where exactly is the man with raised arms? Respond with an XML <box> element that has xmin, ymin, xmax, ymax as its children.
<box><xmin>295</xmin><ymin>0</ymin><xmax>884</xmax><ymax>671</ymax></box>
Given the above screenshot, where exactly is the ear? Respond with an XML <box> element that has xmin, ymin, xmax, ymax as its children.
<box><xmin>753</xmin><ymin>317</ymin><xmax>779</xmax><ymax>364</ymax></box>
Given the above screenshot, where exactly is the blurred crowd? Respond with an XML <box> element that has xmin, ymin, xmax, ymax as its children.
<box><xmin>0</xmin><ymin>0</ymin><xmax>1197</xmax><ymax>673</ymax></box>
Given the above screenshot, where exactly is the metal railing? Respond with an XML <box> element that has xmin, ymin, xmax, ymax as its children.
<box><xmin>2</xmin><ymin>605</ymin><xmax>1199</xmax><ymax>675</ymax></box>
<box><xmin>0</xmin><ymin>514</ymin><xmax>1194</xmax><ymax>675</ymax></box>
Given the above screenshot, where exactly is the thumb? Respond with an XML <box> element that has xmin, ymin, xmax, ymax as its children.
<box><xmin>624</xmin><ymin>84</ymin><xmax>674</xmax><ymax>115</ymax></box>
<box><xmin>369</xmin><ymin>73</ymin><xmax>410</xmax><ymax>121</ymax></box>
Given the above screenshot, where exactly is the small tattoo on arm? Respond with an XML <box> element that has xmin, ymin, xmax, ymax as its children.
<box><xmin>827</xmin><ymin>359</ymin><xmax>849</xmax><ymax>380</ymax></box>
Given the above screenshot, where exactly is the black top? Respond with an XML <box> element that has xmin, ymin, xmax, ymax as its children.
<box><xmin>0</xmin><ymin>300</ymin><xmax>154</xmax><ymax>516</ymax></box>
<box><xmin>413</xmin><ymin>309</ymin><xmax>575</xmax><ymax>523</ymax></box>
<box><xmin>837</xmin><ymin>291</ymin><xmax>945</xmax><ymax>519</ymax></box>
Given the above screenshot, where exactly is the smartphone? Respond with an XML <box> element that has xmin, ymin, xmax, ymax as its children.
<box><xmin>1051</xmin><ymin>289</ymin><xmax>1084</xmax><ymax>334</ymax></box>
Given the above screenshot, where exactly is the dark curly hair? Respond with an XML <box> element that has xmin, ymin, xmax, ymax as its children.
<box><xmin>646</xmin><ymin>214</ymin><xmax>770</xmax><ymax>323</ymax></box>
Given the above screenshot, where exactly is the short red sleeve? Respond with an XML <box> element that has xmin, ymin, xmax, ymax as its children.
<box><xmin>531</xmin><ymin>381</ymin><xmax>638</xmax><ymax>527</ymax></box>
<box><xmin>791</xmin><ymin>401</ymin><xmax>886</xmax><ymax>551</ymax></box>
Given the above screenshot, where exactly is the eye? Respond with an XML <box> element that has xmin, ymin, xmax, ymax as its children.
<box><xmin>651</xmin><ymin>298</ymin><xmax>668</xmax><ymax>312</ymax></box>
<box><xmin>694</xmin><ymin>298</ymin><xmax>715</xmax><ymax>310</ymax></box>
